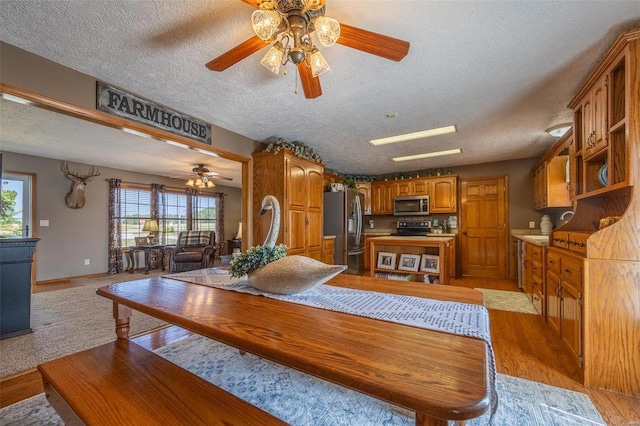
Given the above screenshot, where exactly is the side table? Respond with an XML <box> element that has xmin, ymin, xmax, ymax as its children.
<box><xmin>128</xmin><ymin>245</ymin><xmax>165</xmax><ymax>274</ymax></box>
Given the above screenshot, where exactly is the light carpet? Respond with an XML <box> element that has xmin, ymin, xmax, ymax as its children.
<box><xmin>0</xmin><ymin>272</ymin><xmax>167</xmax><ymax>378</ymax></box>
<box><xmin>475</xmin><ymin>288</ymin><xmax>539</xmax><ymax>314</ymax></box>
<box><xmin>0</xmin><ymin>334</ymin><xmax>605</xmax><ymax>425</ymax></box>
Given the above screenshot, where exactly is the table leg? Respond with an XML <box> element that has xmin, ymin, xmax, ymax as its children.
<box><xmin>144</xmin><ymin>249</ymin><xmax>150</xmax><ymax>275</ymax></box>
<box><xmin>415</xmin><ymin>413</ymin><xmax>465</xmax><ymax>426</ymax></box>
<box><xmin>128</xmin><ymin>249</ymin><xmax>135</xmax><ymax>274</ymax></box>
<box><xmin>112</xmin><ymin>302</ymin><xmax>132</xmax><ymax>339</ymax></box>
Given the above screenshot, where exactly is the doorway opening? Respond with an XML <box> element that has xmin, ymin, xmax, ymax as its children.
<box><xmin>1</xmin><ymin>172</ymin><xmax>33</xmax><ymax>237</ymax></box>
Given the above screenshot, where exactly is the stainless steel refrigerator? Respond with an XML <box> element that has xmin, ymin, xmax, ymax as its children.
<box><xmin>323</xmin><ymin>190</ymin><xmax>364</xmax><ymax>274</ymax></box>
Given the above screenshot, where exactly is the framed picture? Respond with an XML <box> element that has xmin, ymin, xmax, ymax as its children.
<box><xmin>134</xmin><ymin>237</ymin><xmax>148</xmax><ymax>246</ymax></box>
<box><xmin>398</xmin><ymin>254</ymin><xmax>420</xmax><ymax>272</ymax></box>
<box><xmin>420</xmin><ymin>254</ymin><xmax>440</xmax><ymax>274</ymax></box>
<box><xmin>377</xmin><ymin>252</ymin><xmax>397</xmax><ymax>270</ymax></box>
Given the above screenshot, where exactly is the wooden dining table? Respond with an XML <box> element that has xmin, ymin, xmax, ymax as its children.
<box><xmin>97</xmin><ymin>274</ymin><xmax>492</xmax><ymax>426</ymax></box>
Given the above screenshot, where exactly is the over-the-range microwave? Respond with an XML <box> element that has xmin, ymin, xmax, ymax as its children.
<box><xmin>393</xmin><ymin>195</ymin><xmax>430</xmax><ymax>216</ymax></box>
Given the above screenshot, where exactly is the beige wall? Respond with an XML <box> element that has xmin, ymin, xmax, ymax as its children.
<box><xmin>2</xmin><ymin>151</ymin><xmax>241</xmax><ymax>281</ymax></box>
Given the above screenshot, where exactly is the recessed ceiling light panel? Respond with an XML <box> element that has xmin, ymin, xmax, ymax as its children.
<box><xmin>392</xmin><ymin>148</ymin><xmax>462</xmax><ymax>162</ymax></box>
<box><xmin>370</xmin><ymin>125</ymin><xmax>457</xmax><ymax>146</ymax></box>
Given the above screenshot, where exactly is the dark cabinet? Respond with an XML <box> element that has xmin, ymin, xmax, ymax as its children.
<box><xmin>0</xmin><ymin>238</ymin><xmax>39</xmax><ymax>339</ymax></box>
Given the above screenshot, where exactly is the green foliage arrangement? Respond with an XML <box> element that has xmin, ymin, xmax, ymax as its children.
<box><xmin>342</xmin><ymin>177</ymin><xmax>358</xmax><ymax>190</ymax></box>
<box><xmin>263</xmin><ymin>137</ymin><xmax>323</xmax><ymax>163</ymax></box>
<box><xmin>229</xmin><ymin>244</ymin><xmax>288</xmax><ymax>278</ymax></box>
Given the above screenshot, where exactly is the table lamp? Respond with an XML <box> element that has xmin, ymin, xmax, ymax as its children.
<box><xmin>235</xmin><ymin>222</ymin><xmax>243</xmax><ymax>240</ymax></box>
<box><xmin>142</xmin><ymin>219</ymin><xmax>159</xmax><ymax>244</ymax></box>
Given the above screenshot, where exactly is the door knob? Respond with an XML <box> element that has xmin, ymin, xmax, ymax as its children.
<box><xmin>462</xmin><ymin>231</ymin><xmax>468</xmax><ymax>235</ymax></box>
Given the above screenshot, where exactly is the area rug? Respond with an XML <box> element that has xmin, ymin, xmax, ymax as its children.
<box><xmin>475</xmin><ymin>288</ymin><xmax>538</xmax><ymax>314</ymax></box>
<box><xmin>0</xmin><ymin>334</ymin><xmax>605</xmax><ymax>426</ymax></box>
<box><xmin>0</xmin><ymin>272</ymin><xmax>167</xmax><ymax>378</ymax></box>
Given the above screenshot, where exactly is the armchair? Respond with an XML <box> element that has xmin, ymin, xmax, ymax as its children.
<box><xmin>165</xmin><ymin>231</ymin><xmax>216</xmax><ymax>273</ymax></box>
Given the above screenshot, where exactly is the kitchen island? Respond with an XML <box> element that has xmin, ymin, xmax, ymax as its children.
<box><xmin>368</xmin><ymin>236</ymin><xmax>454</xmax><ymax>285</ymax></box>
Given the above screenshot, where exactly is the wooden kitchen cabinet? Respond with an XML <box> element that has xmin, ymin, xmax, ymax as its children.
<box><xmin>357</xmin><ymin>182</ymin><xmax>372</xmax><ymax>216</ymax></box>
<box><xmin>372</xmin><ymin>176</ymin><xmax>457</xmax><ymax>214</ymax></box>
<box><xmin>429</xmin><ymin>176</ymin><xmax>457</xmax><ymax>213</ymax></box>
<box><xmin>322</xmin><ymin>237</ymin><xmax>335</xmax><ymax>264</ymax></box>
<box><xmin>545</xmin><ymin>247</ymin><xmax>583</xmax><ymax>367</ymax></box>
<box><xmin>253</xmin><ymin>149</ymin><xmax>324</xmax><ymax>261</ymax></box>
<box><xmin>371</xmin><ymin>181</ymin><xmax>395</xmax><ymax>215</ymax></box>
<box><xmin>533</xmin><ymin>132</ymin><xmax>572</xmax><ymax>210</ymax></box>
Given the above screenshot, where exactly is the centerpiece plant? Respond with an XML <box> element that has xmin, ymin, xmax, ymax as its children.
<box><xmin>228</xmin><ymin>244</ymin><xmax>288</xmax><ymax>278</ymax></box>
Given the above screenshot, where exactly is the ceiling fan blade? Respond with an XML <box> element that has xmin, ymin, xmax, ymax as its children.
<box><xmin>297</xmin><ymin>63</ymin><xmax>322</xmax><ymax>99</ymax></box>
<box><xmin>337</xmin><ymin>24</ymin><xmax>410</xmax><ymax>62</ymax></box>
<box><xmin>206</xmin><ymin>35</ymin><xmax>268</xmax><ymax>71</ymax></box>
<box><xmin>240</xmin><ymin>0</ymin><xmax>262</xmax><ymax>8</ymax></box>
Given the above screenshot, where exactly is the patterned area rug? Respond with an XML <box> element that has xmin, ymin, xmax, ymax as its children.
<box><xmin>0</xmin><ymin>334</ymin><xmax>605</xmax><ymax>425</ymax></box>
<box><xmin>475</xmin><ymin>288</ymin><xmax>538</xmax><ymax>314</ymax></box>
<box><xmin>0</xmin><ymin>272</ymin><xmax>167</xmax><ymax>378</ymax></box>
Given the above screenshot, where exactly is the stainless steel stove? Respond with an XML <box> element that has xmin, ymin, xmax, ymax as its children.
<box><xmin>393</xmin><ymin>220</ymin><xmax>432</xmax><ymax>236</ymax></box>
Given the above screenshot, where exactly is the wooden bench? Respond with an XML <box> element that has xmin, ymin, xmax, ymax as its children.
<box><xmin>37</xmin><ymin>339</ymin><xmax>286</xmax><ymax>425</ymax></box>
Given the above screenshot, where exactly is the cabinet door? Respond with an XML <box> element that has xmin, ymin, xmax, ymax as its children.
<box><xmin>561</xmin><ymin>282</ymin><xmax>583</xmax><ymax>365</ymax></box>
<box><xmin>357</xmin><ymin>182</ymin><xmax>372</xmax><ymax>216</ymax></box>
<box><xmin>306</xmin><ymin>164</ymin><xmax>324</xmax><ymax>259</ymax></box>
<box><xmin>413</xmin><ymin>179</ymin><xmax>429</xmax><ymax>195</ymax></box>
<box><xmin>287</xmin><ymin>158</ymin><xmax>307</xmax><ymax>210</ymax></box>
<box><xmin>546</xmin><ymin>268</ymin><xmax>561</xmax><ymax>336</ymax></box>
<box><xmin>395</xmin><ymin>181</ymin><xmax>413</xmax><ymax>197</ymax></box>
<box><xmin>287</xmin><ymin>209</ymin><xmax>306</xmax><ymax>256</ymax></box>
<box><xmin>429</xmin><ymin>176</ymin><xmax>457</xmax><ymax>213</ymax></box>
<box><xmin>371</xmin><ymin>181</ymin><xmax>394</xmax><ymax>215</ymax></box>
<box><xmin>591</xmin><ymin>79</ymin><xmax>608</xmax><ymax>154</ymax></box>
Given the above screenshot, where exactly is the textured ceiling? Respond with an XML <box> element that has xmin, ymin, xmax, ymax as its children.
<box><xmin>1</xmin><ymin>0</ymin><xmax>639</xmax><ymax>181</ymax></box>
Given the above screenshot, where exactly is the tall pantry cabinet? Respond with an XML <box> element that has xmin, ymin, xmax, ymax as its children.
<box><xmin>252</xmin><ymin>149</ymin><xmax>325</xmax><ymax>261</ymax></box>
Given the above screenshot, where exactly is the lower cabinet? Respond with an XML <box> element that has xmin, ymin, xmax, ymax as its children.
<box><xmin>323</xmin><ymin>237</ymin><xmax>335</xmax><ymax>265</ymax></box>
<box><xmin>546</xmin><ymin>247</ymin><xmax>584</xmax><ymax>368</ymax></box>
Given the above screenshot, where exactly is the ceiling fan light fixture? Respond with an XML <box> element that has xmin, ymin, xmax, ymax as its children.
<box><xmin>260</xmin><ymin>43</ymin><xmax>285</xmax><ymax>74</ymax></box>
<box><xmin>252</xmin><ymin>9</ymin><xmax>282</xmax><ymax>41</ymax></box>
<box><xmin>206</xmin><ymin>180</ymin><xmax>215</xmax><ymax>188</ymax></box>
<box><xmin>314</xmin><ymin>16</ymin><xmax>340</xmax><ymax>47</ymax></box>
<box><xmin>186</xmin><ymin>178</ymin><xmax>195</xmax><ymax>187</ymax></box>
<box><xmin>309</xmin><ymin>48</ymin><xmax>330</xmax><ymax>77</ymax></box>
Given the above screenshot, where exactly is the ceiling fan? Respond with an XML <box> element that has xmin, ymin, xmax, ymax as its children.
<box><xmin>172</xmin><ymin>164</ymin><xmax>233</xmax><ymax>189</ymax></box>
<box><xmin>206</xmin><ymin>0</ymin><xmax>410</xmax><ymax>99</ymax></box>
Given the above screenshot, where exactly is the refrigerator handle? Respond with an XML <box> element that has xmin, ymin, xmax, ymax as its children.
<box><xmin>355</xmin><ymin>194</ymin><xmax>362</xmax><ymax>246</ymax></box>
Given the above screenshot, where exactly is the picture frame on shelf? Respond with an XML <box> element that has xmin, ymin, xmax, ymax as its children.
<box><xmin>420</xmin><ymin>254</ymin><xmax>440</xmax><ymax>274</ymax></box>
<box><xmin>134</xmin><ymin>237</ymin><xmax>148</xmax><ymax>246</ymax></box>
<box><xmin>377</xmin><ymin>252</ymin><xmax>396</xmax><ymax>270</ymax></box>
<box><xmin>398</xmin><ymin>254</ymin><xmax>420</xmax><ymax>272</ymax></box>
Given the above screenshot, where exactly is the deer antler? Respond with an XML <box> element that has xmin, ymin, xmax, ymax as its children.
<box><xmin>61</xmin><ymin>161</ymin><xmax>101</xmax><ymax>182</ymax></box>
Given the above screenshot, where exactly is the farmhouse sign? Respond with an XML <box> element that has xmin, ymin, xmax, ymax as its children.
<box><xmin>96</xmin><ymin>82</ymin><xmax>211</xmax><ymax>144</ymax></box>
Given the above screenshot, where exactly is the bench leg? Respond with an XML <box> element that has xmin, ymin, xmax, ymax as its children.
<box><xmin>112</xmin><ymin>302</ymin><xmax>132</xmax><ymax>339</ymax></box>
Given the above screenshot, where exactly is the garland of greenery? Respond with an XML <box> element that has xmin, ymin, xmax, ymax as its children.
<box><xmin>228</xmin><ymin>244</ymin><xmax>288</xmax><ymax>278</ymax></box>
<box><xmin>263</xmin><ymin>137</ymin><xmax>323</xmax><ymax>163</ymax></box>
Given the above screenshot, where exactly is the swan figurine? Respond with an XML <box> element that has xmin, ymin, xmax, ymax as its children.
<box><xmin>248</xmin><ymin>195</ymin><xmax>347</xmax><ymax>295</ymax></box>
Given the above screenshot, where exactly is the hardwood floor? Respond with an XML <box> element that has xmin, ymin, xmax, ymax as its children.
<box><xmin>2</xmin><ymin>276</ymin><xmax>638</xmax><ymax>424</ymax></box>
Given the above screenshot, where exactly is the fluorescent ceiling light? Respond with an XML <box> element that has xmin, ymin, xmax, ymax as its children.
<box><xmin>192</xmin><ymin>147</ymin><xmax>219</xmax><ymax>157</ymax></box>
<box><xmin>121</xmin><ymin>127</ymin><xmax>153</xmax><ymax>139</ymax></box>
<box><xmin>1</xmin><ymin>93</ymin><xmax>33</xmax><ymax>105</ymax></box>
<box><xmin>165</xmin><ymin>140</ymin><xmax>190</xmax><ymax>149</ymax></box>
<box><xmin>370</xmin><ymin>125</ymin><xmax>457</xmax><ymax>146</ymax></box>
<box><xmin>393</xmin><ymin>148</ymin><xmax>462</xmax><ymax>162</ymax></box>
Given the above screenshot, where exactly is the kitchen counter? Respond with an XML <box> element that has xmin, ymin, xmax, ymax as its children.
<box><xmin>323</xmin><ymin>235</ymin><xmax>336</xmax><ymax>239</ymax></box>
<box><xmin>368</xmin><ymin>235</ymin><xmax>454</xmax><ymax>243</ymax></box>
<box><xmin>512</xmin><ymin>233</ymin><xmax>550</xmax><ymax>246</ymax></box>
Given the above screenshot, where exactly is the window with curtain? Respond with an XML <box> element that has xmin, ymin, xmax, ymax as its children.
<box><xmin>164</xmin><ymin>190</ymin><xmax>189</xmax><ymax>245</ymax></box>
<box><xmin>119</xmin><ymin>186</ymin><xmax>152</xmax><ymax>247</ymax></box>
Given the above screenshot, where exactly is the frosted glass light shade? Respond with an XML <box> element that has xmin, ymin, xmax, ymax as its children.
<box><xmin>260</xmin><ymin>44</ymin><xmax>285</xmax><ymax>74</ymax></box>
<box><xmin>252</xmin><ymin>10</ymin><xmax>281</xmax><ymax>41</ymax></box>
<box><xmin>186</xmin><ymin>178</ymin><xmax>195</xmax><ymax>187</ymax></box>
<box><xmin>314</xmin><ymin>16</ymin><xmax>340</xmax><ymax>47</ymax></box>
<box><xmin>309</xmin><ymin>49</ymin><xmax>330</xmax><ymax>77</ymax></box>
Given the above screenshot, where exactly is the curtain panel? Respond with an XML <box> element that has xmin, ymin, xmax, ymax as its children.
<box><xmin>107</xmin><ymin>179</ymin><xmax>122</xmax><ymax>274</ymax></box>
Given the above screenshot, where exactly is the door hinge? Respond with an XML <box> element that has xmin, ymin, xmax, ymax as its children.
<box><xmin>604</xmin><ymin>75</ymin><xmax>609</xmax><ymax>87</ymax></box>
<box><xmin>579</xmin><ymin>356</ymin><xmax>584</xmax><ymax>364</ymax></box>
<box><xmin>578</xmin><ymin>297</ymin><xmax>583</xmax><ymax>306</ymax></box>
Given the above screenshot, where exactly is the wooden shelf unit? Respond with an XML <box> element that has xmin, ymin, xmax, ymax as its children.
<box><xmin>368</xmin><ymin>236</ymin><xmax>453</xmax><ymax>285</ymax></box>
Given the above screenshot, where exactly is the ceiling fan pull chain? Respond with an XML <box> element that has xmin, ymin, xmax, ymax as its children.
<box><xmin>294</xmin><ymin>66</ymin><xmax>299</xmax><ymax>94</ymax></box>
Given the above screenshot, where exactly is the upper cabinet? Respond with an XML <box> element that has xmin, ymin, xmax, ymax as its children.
<box><xmin>371</xmin><ymin>180</ymin><xmax>395</xmax><ymax>215</ymax></box>
<box><xmin>357</xmin><ymin>182</ymin><xmax>372</xmax><ymax>216</ymax></box>
<box><xmin>429</xmin><ymin>176</ymin><xmax>458</xmax><ymax>213</ymax></box>
<box><xmin>533</xmin><ymin>130</ymin><xmax>572</xmax><ymax>210</ymax></box>
<box><xmin>570</xmin><ymin>47</ymin><xmax>629</xmax><ymax>199</ymax></box>
<box><xmin>370</xmin><ymin>175</ymin><xmax>458</xmax><ymax>215</ymax></box>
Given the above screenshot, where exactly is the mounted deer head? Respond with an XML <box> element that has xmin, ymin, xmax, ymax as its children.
<box><xmin>61</xmin><ymin>162</ymin><xmax>101</xmax><ymax>209</ymax></box>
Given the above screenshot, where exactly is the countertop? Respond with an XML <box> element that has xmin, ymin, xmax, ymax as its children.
<box><xmin>323</xmin><ymin>235</ymin><xmax>336</xmax><ymax>239</ymax></box>
<box><xmin>366</xmin><ymin>235</ymin><xmax>455</xmax><ymax>243</ymax></box>
<box><xmin>512</xmin><ymin>233</ymin><xmax>550</xmax><ymax>246</ymax></box>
